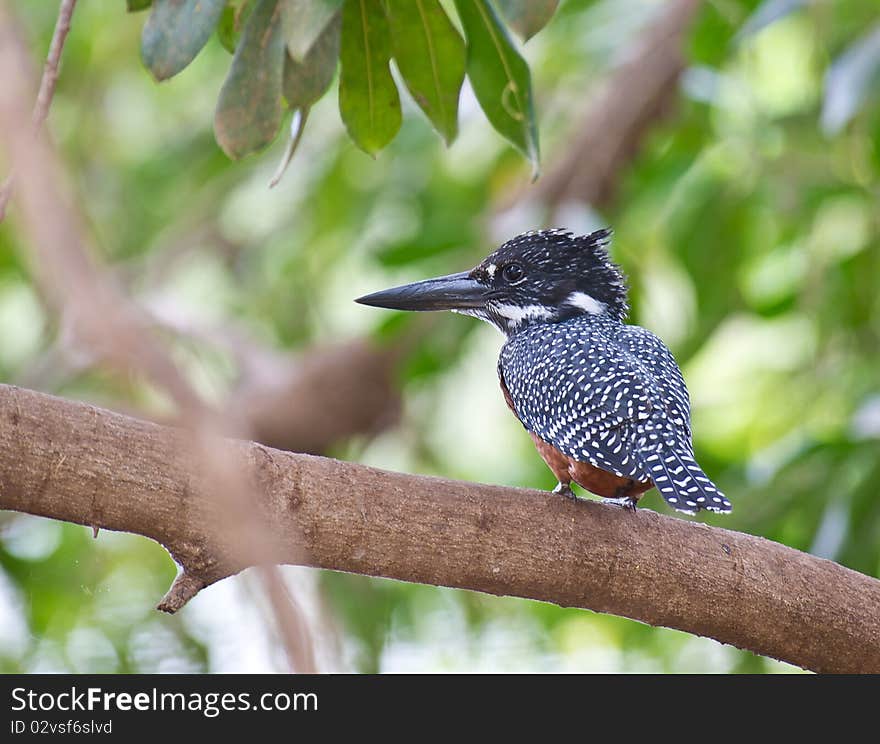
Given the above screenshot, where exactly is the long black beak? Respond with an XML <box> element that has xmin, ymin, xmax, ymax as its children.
<box><xmin>355</xmin><ymin>271</ymin><xmax>487</xmax><ymax>312</ymax></box>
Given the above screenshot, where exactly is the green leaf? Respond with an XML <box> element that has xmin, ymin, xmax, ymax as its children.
<box><xmin>338</xmin><ymin>0</ymin><xmax>401</xmax><ymax>156</ymax></box>
<box><xmin>141</xmin><ymin>0</ymin><xmax>226</xmax><ymax>81</ymax></box>
<box><xmin>217</xmin><ymin>0</ymin><xmax>255</xmax><ymax>54</ymax></box>
<box><xmin>453</xmin><ymin>0</ymin><xmax>539</xmax><ymax>170</ymax></box>
<box><xmin>127</xmin><ymin>0</ymin><xmax>152</xmax><ymax>12</ymax></box>
<box><xmin>496</xmin><ymin>0</ymin><xmax>559</xmax><ymax>41</ymax></box>
<box><xmin>214</xmin><ymin>0</ymin><xmax>286</xmax><ymax>158</ymax></box>
<box><xmin>385</xmin><ymin>0</ymin><xmax>465</xmax><ymax>145</ymax></box>
<box><xmin>283</xmin><ymin>12</ymin><xmax>340</xmax><ymax>109</ymax></box>
<box><xmin>283</xmin><ymin>0</ymin><xmax>344</xmax><ymax>61</ymax></box>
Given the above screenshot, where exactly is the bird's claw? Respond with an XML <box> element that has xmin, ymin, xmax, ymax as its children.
<box><xmin>552</xmin><ymin>482</ymin><xmax>578</xmax><ymax>500</ymax></box>
<box><xmin>603</xmin><ymin>495</ymin><xmax>638</xmax><ymax>512</ymax></box>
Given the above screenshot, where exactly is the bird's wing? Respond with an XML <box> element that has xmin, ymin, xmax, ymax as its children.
<box><xmin>499</xmin><ymin>319</ymin><xmax>730</xmax><ymax>513</ymax></box>
<box><xmin>498</xmin><ymin>320</ymin><xmax>659</xmax><ymax>479</ymax></box>
<box><xmin>609</xmin><ymin>328</ymin><xmax>733</xmax><ymax>512</ymax></box>
<box><xmin>615</xmin><ymin>325</ymin><xmax>691</xmax><ymax>439</ymax></box>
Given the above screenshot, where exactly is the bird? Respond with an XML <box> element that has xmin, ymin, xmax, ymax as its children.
<box><xmin>355</xmin><ymin>228</ymin><xmax>731</xmax><ymax>515</ymax></box>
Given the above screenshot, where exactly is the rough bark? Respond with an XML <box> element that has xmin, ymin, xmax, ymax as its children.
<box><xmin>1</xmin><ymin>383</ymin><xmax>878</xmax><ymax>674</ymax></box>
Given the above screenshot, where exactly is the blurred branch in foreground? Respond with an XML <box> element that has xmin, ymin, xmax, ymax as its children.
<box><xmin>0</xmin><ymin>0</ymin><xmax>77</xmax><ymax>222</ymax></box>
<box><xmin>0</xmin><ymin>1</ymin><xmax>317</xmax><ymax>672</ymax></box>
<box><xmin>2</xmin><ymin>383</ymin><xmax>878</xmax><ymax>674</ymax></box>
<box><xmin>18</xmin><ymin>310</ymin><xmax>401</xmax><ymax>457</ymax></box>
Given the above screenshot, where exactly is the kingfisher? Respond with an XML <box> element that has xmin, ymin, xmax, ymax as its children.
<box><xmin>356</xmin><ymin>229</ymin><xmax>730</xmax><ymax>515</ymax></box>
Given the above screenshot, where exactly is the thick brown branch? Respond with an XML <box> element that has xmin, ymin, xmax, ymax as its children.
<box><xmin>1</xmin><ymin>383</ymin><xmax>878</xmax><ymax>674</ymax></box>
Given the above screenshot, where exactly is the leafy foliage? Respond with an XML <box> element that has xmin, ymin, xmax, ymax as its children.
<box><xmin>283</xmin><ymin>0</ymin><xmax>343</xmax><ymax>61</ymax></box>
<box><xmin>215</xmin><ymin>0</ymin><xmax>287</xmax><ymax>159</ymax></box>
<box><xmin>496</xmin><ymin>0</ymin><xmax>559</xmax><ymax>42</ymax></box>
<box><xmin>130</xmin><ymin>0</ymin><xmax>549</xmax><ymax>163</ymax></box>
<box><xmin>283</xmin><ymin>12</ymin><xmax>340</xmax><ymax>111</ymax></box>
<box><xmin>216</xmin><ymin>1</ymin><xmax>255</xmax><ymax>54</ymax></box>
<box><xmin>141</xmin><ymin>0</ymin><xmax>226</xmax><ymax>81</ymax></box>
<box><xmin>386</xmin><ymin>0</ymin><xmax>465</xmax><ymax>145</ymax></box>
<box><xmin>453</xmin><ymin>0</ymin><xmax>538</xmax><ymax>171</ymax></box>
<box><xmin>338</xmin><ymin>0</ymin><xmax>402</xmax><ymax>155</ymax></box>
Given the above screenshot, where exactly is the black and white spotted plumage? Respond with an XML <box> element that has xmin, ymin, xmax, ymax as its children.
<box><xmin>482</xmin><ymin>229</ymin><xmax>730</xmax><ymax>514</ymax></box>
<box><xmin>499</xmin><ymin>313</ymin><xmax>730</xmax><ymax>513</ymax></box>
<box><xmin>356</xmin><ymin>227</ymin><xmax>730</xmax><ymax>515</ymax></box>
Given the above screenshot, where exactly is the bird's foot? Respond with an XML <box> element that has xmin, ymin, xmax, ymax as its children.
<box><xmin>552</xmin><ymin>482</ymin><xmax>578</xmax><ymax>501</ymax></box>
<box><xmin>603</xmin><ymin>495</ymin><xmax>638</xmax><ymax>512</ymax></box>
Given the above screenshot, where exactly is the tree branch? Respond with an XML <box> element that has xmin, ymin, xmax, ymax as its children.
<box><xmin>2</xmin><ymin>383</ymin><xmax>878</xmax><ymax>674</ymax></box>
<box><xmin>0</xmin><ymin>0</ymin><xmax>78</xmax><ymax>222</ymax></box>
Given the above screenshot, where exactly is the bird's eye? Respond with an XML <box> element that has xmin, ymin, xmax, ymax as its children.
<box><xmin>502</xmin><ymin>263</ymin><xmax>525</xmax><ymax>284</ymax></box>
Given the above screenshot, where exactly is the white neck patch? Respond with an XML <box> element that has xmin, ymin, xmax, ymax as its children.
<box><xmin>566</xmin><ymin>291</ymin><xmax>605</xmax><ymax>315</ymax></box>
<box><xmin>493</xmin><ymin>303</ymin><xmax>554</xmax><ymax>328</ymax></box>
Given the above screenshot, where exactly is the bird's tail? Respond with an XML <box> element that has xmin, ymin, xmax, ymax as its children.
<box><xmin>640</xmin><ymin>449</ymin><xmax>731</xmax><ymax>514</ymax></box>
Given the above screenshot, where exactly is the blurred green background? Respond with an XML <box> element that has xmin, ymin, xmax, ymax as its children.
<box><xmin>1</xmin><ymin>0</ymin><xmax>879</xmax><ymax>673</ymax></box>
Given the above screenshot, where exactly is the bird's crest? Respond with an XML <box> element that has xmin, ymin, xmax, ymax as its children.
<box><xmin>476</xmin><ymin>228</ymin><xmax>630</xmax><ymax>326</ymax></box>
